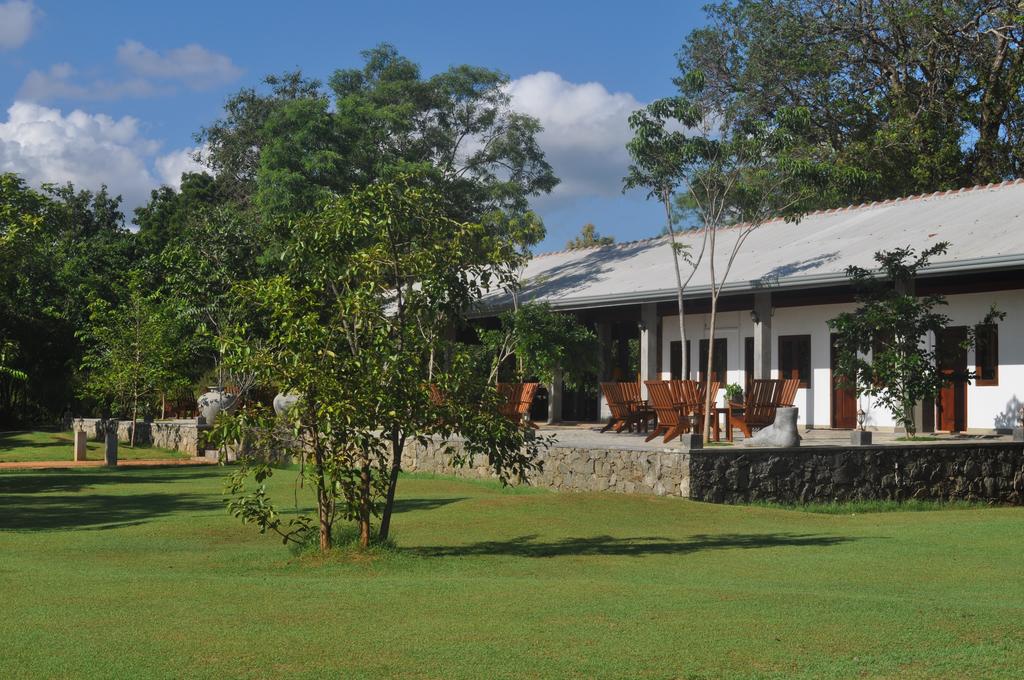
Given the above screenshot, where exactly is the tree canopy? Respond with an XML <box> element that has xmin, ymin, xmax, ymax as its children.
<box><xmin>680</xmin><ymin>0</ymin><xmax>1024</xmax><ymax>205</ymax></box>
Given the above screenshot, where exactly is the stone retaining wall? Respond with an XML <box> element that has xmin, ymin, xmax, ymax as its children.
<box><xmin>403</xmin><ymin>440</ymin><xmax>691</xmax><ymax>497</ymax></box>
<box><xmin>72</xmin><ymin>418</ymin><xmax>208</xmax><ymax>456</ymax></box>
<box><xmin>404</xmin><ymin>439</ymin><xmax>1024</xmax><ymax>505</ymax></box>
<box><xmin>688</xmin><ymin>443</ymin><xmax>1024</xmax><ymax>504</ymax></box>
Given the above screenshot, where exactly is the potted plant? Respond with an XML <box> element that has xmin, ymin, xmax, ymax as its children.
<box><xmin>724</xmin><ymin>383</ymin><xmax>744</xmax><ymax>405</ymax></box>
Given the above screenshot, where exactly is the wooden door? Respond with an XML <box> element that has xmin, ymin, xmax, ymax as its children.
<box><xmin>936</xmin><ymin>327</ymin><xmax>968</xmax><ymax>432</ymax></box>
<box><xmin>830</xmin><ymin>334</ymin><xmax>857</xmax><ymax>429</ymax></box>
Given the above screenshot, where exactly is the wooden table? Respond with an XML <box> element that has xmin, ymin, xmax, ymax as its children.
<box><xmin>711</xmin><ymin>407</ymin><xmax>733</xmax><ymax>442</ymax></box>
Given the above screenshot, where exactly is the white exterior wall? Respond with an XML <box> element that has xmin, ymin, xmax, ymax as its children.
<box><xmin>658</xmin><ymin>289</ymin><xmax>1024</xmax><ymax>432</ymax></box>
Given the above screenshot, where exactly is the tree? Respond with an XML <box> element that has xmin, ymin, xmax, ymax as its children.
<box><xmin>216</xmin><ymin>176</ymin><xmax>546</xmax><ymax>552</ymax></box>
<box><xmin>135</xmin><ymin>172</ymin><xmax>223</xmax><ymax>252</ymax></box>
<box><xmin>828</xmin><ymin>243</ymin><xmax>1003</xmax><ymax>438</ymax></box>
<box><xmin>79</xmin><ymin>278</ymin><xmax>186</xmax><ymax>445</ymax></box>
<box><xmin>565</xmin><ymin>223</ymin><xmax>614</xmax><ymax>250</ymax></box>
<box><xmin>679</xmin><ymin>0</ymin><xmax>1024</xmax><ymax>203</ymax></box>
<box><xmin>625</xmin><ymin>97</ymin><xmax>708</xmax><ymax>387</ymax></box>
<box><xmin>200</xmin><ymin>45</ymin><xmax>558</xmax><ymax>249</ymax></box>
<box><xmin>478</xmin><ymin>303</ymin><xmax>599</xmax><ymax>388</ymax></box>
<box><xmin>629</xmin><ymin>70</ymin><xmax>825</xmax><ymax>440</ymax></box>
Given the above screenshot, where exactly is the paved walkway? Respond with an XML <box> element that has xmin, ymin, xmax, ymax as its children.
<box><xmin>0</xmin><ymin>457</ymin><xmax>216</xmax><ymax>471</ymax></box>
<box><xmin>536</xmin><ymin>422</ymin><xmax>1014</xmax><ymax>451</ymax></box>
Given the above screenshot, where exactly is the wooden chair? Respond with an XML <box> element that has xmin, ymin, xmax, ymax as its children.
<box><xmin>619</xmin><ymin>381</ymin><xmax>656</xmax><ymax>433</ymax></box>
<box><xmin>779</xmin><ymin>378</ymin><xmax>800</xmax><ymax>408</ymax></box>
<box><xmin>497</xmin><ymin>382</ymin><xmax>539</xmax><ymax>428</ymax></box>
<box><xmin>644</xmin><ymin>381</ymin><xmax>691</xmax><ymax>443</ymax></box>
<box><xmin>600</xmin><ymin>382</ymin><xmax>636</xmax><ymax>433</ymax></box>
<box><xmin>730</xmin><ymin>378</ymin><xmax>783</xmax><ymax>438</ymax></box>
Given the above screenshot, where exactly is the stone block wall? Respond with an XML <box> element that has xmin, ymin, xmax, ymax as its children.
<box><xmin>403</xmin><ymin>440</ymin><xmax>692</xmax><ymax>497</ymax></box>
<box><xmin>403</xmin><ymin>438</ymin><xmax>1024</xmax><ymax>505</ymax></box>
<box><xmin>72</xmin><ymin>418</ymin><xmax>208</xmax><ymax>456</ymax></box>
<box><xmin>687</xmin><ymin>444</ymin><xmax>1024</xmax><ymax>504</ymax></box>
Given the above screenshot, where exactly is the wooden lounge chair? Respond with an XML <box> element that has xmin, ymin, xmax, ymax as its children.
<box><xmin>730</xmin><ymin>378</ymin><xmax>783</xmax><ymax>438</ymax></box>
<box><xmin>779</xmin><ymin>378</ymin><xmax>800</xmax><ymax>407</ymax></box>
<box><xmin>497</xmin><ymin>382</ymin><xmax>539</xmax><ymax>428</ymax></box>
<box><xmin>644</xmin><ymin>381</ymin><xmax>691</xmax><ymax>443</ymax></box>
<box><xmin>600</xmin><ymin>382</ymin><xmax>636</xmax><ymax>433</ymax></box>
<box><xmin>619</xmin><ymin>380</ymin><xmax>656</xmax><ymax>433</ymax></box>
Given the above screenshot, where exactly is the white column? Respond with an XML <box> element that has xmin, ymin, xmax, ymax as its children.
<box><xmin>597</xmin><ymin>321</ymin><xmax>613</xmax><ymax>419</ymax></box>
<box><xmin>753</xmin><ymin>292</ymin><xmax>772</xmax><ymax>379</ymax></box>
<box><xmin>547</xmin><ymin>368</ymin><xmax>563</xmax><ymax>424</ymax></box>
<box><xmin>639</xmin><ymin>303</ymin><xmax>658</xmax><ymax>399</ymax></box>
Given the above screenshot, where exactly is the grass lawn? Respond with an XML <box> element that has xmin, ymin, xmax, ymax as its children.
<box><xmin>0</xmin><ymin>430</ymin><xmax>190</xmax><ymax>463</ymax></box>
<box><xmin>1</xmin><ymin>466</ymin><xmax>1022</xmax><ymax>679</ymax></box>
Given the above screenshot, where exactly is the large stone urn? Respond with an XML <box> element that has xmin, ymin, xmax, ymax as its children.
<box><xmin>273</xmin><ymin>392</ymin><xmax>301</xmax><ymax>417</ymax></box>
<box><xmin>197</xmin><ymin>387</ymin><xmax>236</xmax><ymax>426</ymax></box>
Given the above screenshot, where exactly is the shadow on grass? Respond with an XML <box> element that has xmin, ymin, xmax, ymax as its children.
<box><xmin>0</xmin><ymin>466</ymin><xmax>221</xmax><ymax>495</ymax></box>
<box><xmin>0</xmin><ymin>431</ymin><xmax>64</xmax><ymax>450</ymax></box>
<box><xmin>412</xmin><ymin>532</ymin><xmax>858</xmax><ymax>558</ymax></box>
<box><xmin>391</xmin><ymin>497</ymin><xmax>467</xmax><ymax>514</ymax></box>
<box><xmin>0</xmin><ymin>491</ymin><xmax>222</xmax><ymax>532</ymax></box>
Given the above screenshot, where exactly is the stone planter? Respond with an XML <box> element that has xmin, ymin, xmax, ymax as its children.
<box><xmin>851</xmin><ymin>430</ymin><xmax>873</xmax><ymax>446</ymax></box>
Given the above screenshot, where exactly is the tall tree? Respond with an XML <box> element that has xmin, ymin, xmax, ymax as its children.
<box><xmin>680</xmin><ymin>0</ymin><xmax>1024</xmax><ymax>204</ymax></box>
<box><xmin>200</xmin><ymin>45</ymin><xmax>558</xmax><ymax>249</ymax></box>
<box><xmin>565</xmin><ymin>223</ymin><xmax>615</xmax><ymax>250</ymax></box>
<box><xmin>217</xmin><ymin>176</ymin><xmax>546</xmax><ymax>551</ymax></box>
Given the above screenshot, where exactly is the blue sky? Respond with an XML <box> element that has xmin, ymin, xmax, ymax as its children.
<box><xmin>0</xmin><ymin>0</ymin><xmax>706</xmax><ymax>250</ymax></box>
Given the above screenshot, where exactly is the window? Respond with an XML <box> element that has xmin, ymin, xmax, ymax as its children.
<box><xmin>778</xmin><ymin>334</ymin><xmax>811</xmax><ymax>388</ymax></box>
<box><xmin>975</xmin><ymin>323</ymin><xmax>998</xmax><ymax>386</ymax></box>
<box><xmin>669</xmin><ymin>340</ymin><xmax>691</xmax><ymax>379</ymax></box>
<box><xmin>744</xmin><ymin>336</ymin><xmax>754</xmax><ymax>394</ymax></box>
<box><xmin>698</xmin><ymin>338</ymin><xmax>727</xmax><ymax>383</ymax></box>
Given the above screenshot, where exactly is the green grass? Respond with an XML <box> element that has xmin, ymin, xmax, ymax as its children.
<box><xmin>0</xmin><ymin>430</ymin><xmax>189</xmax><ymax>463</ymax></box>
<box><xmin>895</xmin><ymin>435</ymin><xmax>942</xmax><ymax>442</ymax></box>
<box><xmin>1</xmin><ymin>466</ymin><xmax>1023</xmax><ymax>679</ymax></box>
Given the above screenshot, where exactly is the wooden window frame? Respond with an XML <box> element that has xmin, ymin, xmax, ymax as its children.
<box><xmin>698</xmin><ymin>338</ymin><xmax>728</xmax><ymax>384</ymax></box>
<box><xmin>778</xmin><ymin>334</ymin><xmax>811</xmax><ymax>389</ymax></box>
<box><xmin>975</xmin><ymin>323</ymin><xmax>998</xmax><ymax>386</ymax></box>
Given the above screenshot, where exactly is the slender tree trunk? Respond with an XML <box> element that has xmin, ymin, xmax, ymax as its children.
<box><xmin>130</xmin><ymin>396</ymin><xmax>138</xmax><ymax>448</ymax></box>
<box><xmin>378</xmin><ymin>428</ymin><xmax>404</xmax><ymax>541</ymax></box>
<box><xmin>662</xmin><ymin>191</ymin><xmax>688</xmax><ymax>378</ymax></box>
<box><xmin>703</xmin><ymin>291</ymin><xmax>720</xmax><ymax>442</ymax></box>
<box><xmin>311</xmin><ymin>443</ymin><xmax>333</xmax><ymax>552</ymax></box>
<box><xmin>358</xmin><ymin>449</ymin><xmax>372</xmax><ymax>548</ymax></box>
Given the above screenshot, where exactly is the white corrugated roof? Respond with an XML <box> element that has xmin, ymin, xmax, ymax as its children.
<box><xmin>486</xmin><ymin>180</ymin><xmax>1024</xmax><ymax>311</ymax></box>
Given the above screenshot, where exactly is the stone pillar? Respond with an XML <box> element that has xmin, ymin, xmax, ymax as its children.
<box><xmin>103</xmin><ymin>420</ymin><xmax>118</xmax><ymax>466</ymax></box>
<box><xmin>73</xmin><ymin>430</ymin><xmax>88</xmax><ymax>462</ymax></box>
<box><xmin>547</xmin><ymin>368</ymin><xmax>563</xmax><ymax>424</ymax></box>
<box><xmin>753</xmin><ymin>291</ymin><xmax>772</xmax><ymax>379</ymax></box>
<box><xmin>639</xmin><ymin>303</ymin><xmax>659</xmax><ymax>399</ymax></box>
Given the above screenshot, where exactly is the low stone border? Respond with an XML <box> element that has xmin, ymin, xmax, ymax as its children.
<box><xmin>72</xmin><ymin>418</ymin><xmax>210</xmax><ymax>456</ymax></box>
<box><xmin>404</xmin><ymin>438</ymin><xmax>1024</xmax><ymax>505</ymax></box>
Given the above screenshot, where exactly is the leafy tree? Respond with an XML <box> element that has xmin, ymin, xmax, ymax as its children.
<box><xmin>829</xmin><ymin>243</ymin><xmax>1003</xmax><ymax>438</ymax></box>
<box><xmin>200</xmin><ymin>45</ymin><xmax>558</xmax><ymax>249</ymax></box>
<box><xmin>628</xmin><ymin>70</ymin><xmax>826</xmax><ymax>439</ymax></box>
<box><xmin>135</xmin><ymin>172</ymin><xmax>223</xmax><ymax>252</ymax></box>
<box><xmin>79</xmin><ymin>278</ymin><xmax>187</xmax><ymax>444</ymax></box>
<box><xmin>478</xmin><ymin>303</ymin><xmax>598</xmax><ymax>389</ymax></box>
<box><xmin>565</xmin><ymin>223</ymin><xmax>615</xmax><ymax>250</ymax></box>
<box><xmin>680</xmin><ymin>0</ymin><xmax>1024</xmax><ymax>202</ymax></box>
<box><xmin>216</xmin><ymin>176</ymin><xmax>545</xmax><ymax>551</ymax></box>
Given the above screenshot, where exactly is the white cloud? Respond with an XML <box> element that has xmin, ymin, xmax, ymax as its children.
<box><xmin>0</xmin><ymin>0</ymin><xmax>38</xmax><ymax>50</ymax></box>
<box><xmin>155</xmin><ymin>145</ymin><xmax>206</xmax><ymax>189</ymax></box>
<box><xmin>506</xmin><ymin>71</ymin><xmax>643</xmax><ymax>200</ymax></box>
<box><xmin>117</xmin><ymin>40</ymin><xmax>242</xmax><ymax>89</ymax></box>
<box><xmin>0</xmin><ymin>101</ymin><xmax>165</xmax><ymax>211</ymax></box>
<box><xmin>18</xmin><ymin>63</ymin><xmax>164</xmax><ymax>102</ymax></box>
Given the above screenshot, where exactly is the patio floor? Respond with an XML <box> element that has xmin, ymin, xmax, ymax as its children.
<box><xmin>534</xmin><ymin>422</ymin><xmax>1015</xmax><ymax>451</ymax></box>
